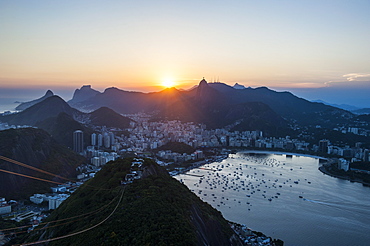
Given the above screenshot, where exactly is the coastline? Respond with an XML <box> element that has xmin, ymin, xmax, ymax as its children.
<box><xmin>168</xmin><ymin>154</ymin><xmax>229</xmax><ymax>176</ymax></box>
<box><xmin>175</xmin><ymin>149</ymin><xmax>370</xmax><ymax>245</ymax></box>
<box><xmin>171</xmin><ymin>149</ymin><xmax>328</xmax><ymax>177</ymax></box>
<box><xmin>319</xmin><ymin>165</ymin><xmax>370</xmax><ymax>187</ymax></box>
<box><xmin>237</xmin><ymin>150</ymin><xmax>328</xmax><ymax>161</ymax></box>
<box><xmin>173</xmin><ymin>152</ymin><xmax>285</xmax><ymax>245</ymax></box>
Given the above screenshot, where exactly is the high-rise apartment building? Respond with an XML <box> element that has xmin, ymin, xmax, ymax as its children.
<box><xmin>91</xmin><ymin>133</ymin><xmax>96</xmax><ymax>146</ymax></box>
<box><xmin>319</xmin><ymin>139</ymin><xmax>329</xmax><ymax>153</ymax></box>
<box><xmin>73</xmin><ymin>130</ymin><xmax>84</xmax><ymax>153</ymax></box>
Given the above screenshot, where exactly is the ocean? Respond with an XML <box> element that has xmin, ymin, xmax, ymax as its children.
<box><xmin>0</xmin><ymin>97</ymin><xmax>23</xmax><ymax>113</ymax></box>
<box><xmin>0</xmin><ymin>88</ymin><xmax>74</xmax><ymax>114</ymax></box>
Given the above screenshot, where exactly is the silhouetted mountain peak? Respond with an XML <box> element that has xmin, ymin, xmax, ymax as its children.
<box><xmin>45</xmin><ymin>90</ymin><xmax>54</xmax><ymax>96</ymax></box>
<box><xmin>1</xmin><ymin>95</ymin><xmax>80</xmax><ymax>126</ymax></box>
<box><xmin>88</xmin><ymin>107</ymin><xmax>132</xmax><ymax>128</ymax></box>
<box><xmin>68</xmin><ymin>85</ymin><xmax>100</xmax><ymax>105</ymax></box>
<box><xmin>199</xmin><ymin>78</ymin><xmax>208</xmax><ymax>87</ymax></box>
<box><xmin>191</xmin><ymin>79</ymin><xmax>230</xmax><ymax>109</ymax></box>
<box><xmin>15</xmin><ymin>90</ymin><xmax>54</xmax><ymax>111</ymax></box>
<box><xmin>103</xmin><ymin>87</ymin><xmax>130</xmax><ymax>96</ymax></box>
<box><xmin>42</xmin><ymin>95</ymin><xmax>71</xmax><ymax>107</ymax></box>
<box><xmin>233</xmin><ymin>83</ymin><xmax>246</xmax><ymax>89</ymax></box>
<box><xmin>255</xmin><ymin>86</ymin><xmax>270</xmax><ymax>91</ymax></box>
<box><xmin>104</xmin><ymin>87</ymin><xmax>123</xmax><ymax>93</ymax></box>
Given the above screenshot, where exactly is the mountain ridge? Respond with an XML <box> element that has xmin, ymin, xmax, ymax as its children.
<box><xmin>1</xmin><ymin>95</ymin><xmax>79</xmax><ymax>126</ymax></box>
<box><xmin>66</xmin><ymin>80</ymin><xmax>354</xmax><ymax>130</ymax></box>
<box><xmin>15</xmin><ymin>90</ymin><xmax>54</xmax><ymax>111</ymax></box>
<box><xmin>68</xmin><ymin>85</ymin><xmax>100</xmax><ymax>107</ymax></box>
<box><xmin>0</xmin><ymin>128</ymin><xmax>85</xmax><ymax>200</ymax></box>
<box><xmin>0</xmin><ymin>96</ymin><xmax>133</xmax><ymax>148</ymax></box>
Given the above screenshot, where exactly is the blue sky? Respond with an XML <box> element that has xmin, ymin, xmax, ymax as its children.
<box><xmin>0</xmin><ymin>0</ymin><xmax>369</xmax><ymax>107</ymax></box>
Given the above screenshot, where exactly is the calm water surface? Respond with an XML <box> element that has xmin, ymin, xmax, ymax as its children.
<box><xmin>0</xmin><ymin>98</ymin><xmax>20</xmax><ymax>113</ymax></box>
<box><xmin>175</xmin><ymin>152</ymin><xmax>370</xmax><ymax>246</ymax></box>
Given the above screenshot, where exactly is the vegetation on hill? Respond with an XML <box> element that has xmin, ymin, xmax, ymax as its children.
<box><xmin>350</xmin><ymin>161</ymin><xmax>370</xmax><ymax>172</ymax></box>
<box><xmin>20</xmin><ymin>158</ymin><xmax>241</xmax><ymax>246</ymax></box>
<box><xmin>88</xmin><ymin>107</ymin><xmax>132</xmax><ymax>128</ymax></box>
<box><xmin>0</xmin><ymin>128</ymin><xmax>85</xmax><ymax>200</ymax></box>
<box><xmin>302</xmin><ymin>128</ymin><xmax>370</xmax><ymax>148</ymax></box>
<box><xmin>36</xmin><ymin>112</ymin><xmax>93</xmax><ymax>149</ymax></box>
<box><xmin>155</xmin><ymin>141</ymin><xmax>195</xmax><ymax>154</ymax></box>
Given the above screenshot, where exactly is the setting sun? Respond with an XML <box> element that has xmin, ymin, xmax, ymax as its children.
<box><xmin>162</xmin><ymin>79</ymin><xmax>176</xmax><ymax>88</ymax></box>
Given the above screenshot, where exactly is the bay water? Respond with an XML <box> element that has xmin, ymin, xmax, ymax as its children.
<box><xmin>175</xmin><ymin>151</ymin><xmax>370</xmax><ymax>246</ymax></box>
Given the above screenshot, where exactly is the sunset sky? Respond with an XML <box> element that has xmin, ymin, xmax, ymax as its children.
<box><xmin>1</xmin><ymin>0</ymin><xmax>370</xmax><ymax>107</ymax></box>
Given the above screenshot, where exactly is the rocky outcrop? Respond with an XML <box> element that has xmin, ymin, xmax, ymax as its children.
<box><xmin>68</xmin><ymin>85</ymin><xmax>100</xmax><ymax>106</ymax></box>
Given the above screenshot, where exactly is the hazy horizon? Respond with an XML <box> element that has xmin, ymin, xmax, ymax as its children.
<box><xmin>1</xmin><ymin>0</ymin><xmax>369</xmax><ymax>108</ymax></box>
<box><xmin>0</xmin><ymin>81</ymin><xmax>369</xmax><ymax>112</ymax></box>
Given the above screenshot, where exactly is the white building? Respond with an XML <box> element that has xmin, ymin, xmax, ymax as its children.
<box><xmin>0</xmin><ymin>198</ymin><xmax>11</xmax><ymax>215</ymax></box>
<box><xmin>30</xmin><ymin>194</ymin><xmax>45</xmax><ymax>204</ymax></box>
<box><xmin>338</xmin><ymin>158</ymin><xmax>349</xmax><ymax>171</ymax></box>
<box><xmin>48</xmin><ymin>194</ymin><xmax>69</xmax><ymax>210</ymax></box>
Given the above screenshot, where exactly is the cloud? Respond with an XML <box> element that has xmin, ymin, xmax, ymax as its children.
<box><xmin>343</xmin><ymin>73</ymin><xmax>370</xmax><ymax>82</ymax></box>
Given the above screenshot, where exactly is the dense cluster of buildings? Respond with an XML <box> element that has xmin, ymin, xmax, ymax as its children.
<box><xmin>70</xmin><ymin>113</ymin><xmax>370</xmax><ymax>169</ymax></box>
<box><xmin>318</xmin><ymin>139</ymin><xmax>370</xmax><ymax>162</ymax></box>
<box><xmin>1</xmin><ymin>114</ymin><xmax>369</xmax><ymax>221</ymax></box>
<box><xmin>0</xmin><ymin>122</ymin><xmax>32</xmax><ymax>131</ymax></box>
<box><xmin>157</xmin><ymin>150</ymin><xmax>204</xmax><ymax>163</ymax></box>
<box><xmin>86</xmin><ymin>147</ymin><xmax>119</xmax><ymax>167</ymax></box>
<box><xmin>122</xmin><ymin>158</ymin><xmax>144</xmax><ymax>184</ymax></box>
<box><xmin>29</xmin><ymin>182</ymin><xmax>83</xmax><ymax>210</ymax></box>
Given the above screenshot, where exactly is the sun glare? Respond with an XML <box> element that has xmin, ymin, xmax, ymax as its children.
<box><xmin>162</xmin><ymin>80</ymin><xmax>175</xmax><ymax>88</ymax></box>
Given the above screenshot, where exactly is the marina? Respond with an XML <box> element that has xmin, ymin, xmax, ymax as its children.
<box><xmin>176</xmin><ymin>151</ymin><xmax>370</xmax><ymax>246</ymax></box>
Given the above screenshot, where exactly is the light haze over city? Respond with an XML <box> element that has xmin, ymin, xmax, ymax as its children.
<box><xmin>1</xmin><ymin>0</ymin><xmax>370</xmax><ymax>107</ymax></box>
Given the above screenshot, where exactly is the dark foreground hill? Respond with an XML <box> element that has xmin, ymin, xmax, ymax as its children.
<box><xmin>0</xmin><ymin>128</ymin><xmax>85</xmax><ymax>200</ymax></box>
<box><xmin>20</xmin><ymin>158</ymin><xmax>244</xmax><ymax>246</ymax></box>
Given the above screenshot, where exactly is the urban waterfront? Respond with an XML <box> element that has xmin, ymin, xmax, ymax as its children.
<box><xmin>175</xmin><ymin>152</ymin><xmax>370</xmax><ymax>246</ymax></box>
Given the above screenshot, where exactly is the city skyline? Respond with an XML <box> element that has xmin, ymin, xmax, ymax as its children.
<box><xmin>1</xmin><ymin>0</ymin><xmax>370</xmax><ymax>107</ymax></box>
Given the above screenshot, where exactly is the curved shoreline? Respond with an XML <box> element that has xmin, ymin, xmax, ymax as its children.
<box><xmin>237</xmin><ymin>150</ymin><xmax>328</xmax><ymax>161</ymax></box>
<box><xmin>240</xmin><ymin>150</ymin><xmax>370</xmax><ymax>187</ymax></box>
<box><xmin>319</xmin><ymin>165</ymin><xmax>370</xmax><ymax>187</ymax></box>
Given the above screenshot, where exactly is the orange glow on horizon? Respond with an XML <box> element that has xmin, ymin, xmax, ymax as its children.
<box><xmin>161</xmin><ymin>79</ymin><xmax>176</xmax><ymax>88</ymax></box>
